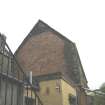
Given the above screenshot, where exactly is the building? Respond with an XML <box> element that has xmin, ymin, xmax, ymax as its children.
<box><xmin>33</xmin><ymin>72</ymin><xmax>77</xmax><ymax>105</ymax></box>
<box><xmin>0</xmin><ymin>35</ymin><xmax>24</xmax><ymax>105</ymax></box>
<box><xmin>15</xmin><ymin>20</ymin><xmax>88</xmax><ymax>105</ymax></box>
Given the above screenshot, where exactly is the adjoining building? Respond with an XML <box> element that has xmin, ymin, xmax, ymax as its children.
<box><xmin>0</xmin><ymin>34</ymin><xmax>43</xmax><ymax>105</ymax></box>
<box><xmin>15</xmin><ymin>20</ymin><xmax>89</xmax><ymax>105</ymax></box>
<box><xmin>0</xmin><ymin>35</ymin><xmax>24</xmax><ymax>105</ymax></box>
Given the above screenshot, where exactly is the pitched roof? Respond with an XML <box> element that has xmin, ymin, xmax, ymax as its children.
<box><xmin>15</xmin><ymin>20</ymin><xmax>74</xmax><ymax>55</ymax></box>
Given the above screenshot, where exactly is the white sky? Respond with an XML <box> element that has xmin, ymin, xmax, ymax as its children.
<box><xmin>0</xmin><ymin>0</ymin><xmax>105</xmax><ymax>90</ymax></box>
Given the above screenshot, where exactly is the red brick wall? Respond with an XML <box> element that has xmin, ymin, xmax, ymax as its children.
<box><xmin>16</xmin><ymin>32</ymin><xmax>66</xmax><ymax>76</ymax></box>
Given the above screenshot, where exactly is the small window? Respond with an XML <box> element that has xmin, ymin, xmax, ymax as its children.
<box><xmin>56</xmin><ymin>80</ymin><xmax>61</xmax><ymax>93</ymax></box>
<box><xmin>68</xmin><ymin>94</ymin><xmax>77</xmax><ymax>105</ymax></box>
<box><xmin>46</xmin><ymin>87</ymin><xmax>50</xmax><ymax>95</ymax></box>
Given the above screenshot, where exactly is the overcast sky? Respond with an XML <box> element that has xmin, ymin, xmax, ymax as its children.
<box><xmin>0</xmin><ymin>0</ymin><xmax>105</xmax><ymax>90</ymax></box>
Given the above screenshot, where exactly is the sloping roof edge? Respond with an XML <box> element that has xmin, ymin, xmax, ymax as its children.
<box><xmin>73</xmin><ymin>43</ymin><xmax>88</xmax><ymax>84</ymax></box>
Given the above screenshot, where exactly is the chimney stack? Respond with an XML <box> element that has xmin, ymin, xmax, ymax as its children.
<box><xmin>1</xmin><ymin>34</ymin><xmax>6</xmax><ymax>42</ymax></box>
<box><xmin>29</xmin><ymin>71</ymin><xmax>32</xmax><ymax>84</ymax></box>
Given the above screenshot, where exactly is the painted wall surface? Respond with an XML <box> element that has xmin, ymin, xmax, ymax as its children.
<box><xmin>61</xmin><ymin>79</ymin><xmax>76</xmax><ymax>105</ymax></box>
<box><xmin>37</xmin><ymin>79</ymin><xmax>62</xmax><ymax>105</ymax></box>
<box><xmin>37</xmin><ymin>79</ymin><xmax>77</xmax><ymax>105</ymax></box>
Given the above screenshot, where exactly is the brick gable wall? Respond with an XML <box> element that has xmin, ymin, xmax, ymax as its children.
<box><xmin>16</xmin><ymin>32</ymin><xmax>66</xmax><ymax>76</ymax></box>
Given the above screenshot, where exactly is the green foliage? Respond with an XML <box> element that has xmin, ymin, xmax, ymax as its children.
<box><xmin>93</xmin><ymin>83</ymin><xmax>105</xmax><ymax>105</ymax></box>
<box><xmin>100</xmin><ymin>83</ymin><xmax>105</xmax><ymax>93</ymax></box>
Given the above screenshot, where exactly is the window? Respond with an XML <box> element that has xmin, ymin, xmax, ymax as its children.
<box><xmin>46</xmin><ymin>87</ymin><xmax>50</xmax><ymax>95</ymax></box>
<box><xmin>56</xmin><ymin>80</ymin><xmax>61</xmax><ymax>93</ymax></box>
<box><xmin>68</xmin><ymin>94</ymin><xmax>77</xmax><ymax>105</ymax></box>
